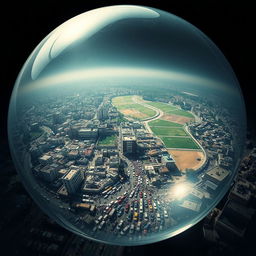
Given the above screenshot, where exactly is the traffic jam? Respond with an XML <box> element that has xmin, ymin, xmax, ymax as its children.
<box><xmin>91</xmin><ymin>160</ymin><xmax>171</xmax><ymax>237</ymax></box>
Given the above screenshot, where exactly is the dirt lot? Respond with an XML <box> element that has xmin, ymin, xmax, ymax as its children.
<box><xmin>161</xmin><ymin>114</ymin><xmax>192</xmax><ymax>124</ymax></box>
<box><xmin>168</xmin><ymin>150</ymin><xmax>205</xmax><ymax>171</ymax></box>
<box><xmin>121</xmin><ymin>109</ymin><xmax>147</xmax><ymax>119</ymax></box>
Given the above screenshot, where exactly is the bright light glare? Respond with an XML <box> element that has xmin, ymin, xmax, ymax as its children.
<box><xmin>172</xmin><ymin>183</ymin><xmax>192</xmax><ymax>200</ymax></box>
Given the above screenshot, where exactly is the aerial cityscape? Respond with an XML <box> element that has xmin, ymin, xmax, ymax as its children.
<box><xmin>8</xmin><ymin>85</ymin><xmax>243</xmax><ymax>244</ymax></box>
<box><xmin>2</xmin><ymin>2</ymin><xmax>255</xmax><ymax>255</ymax></box>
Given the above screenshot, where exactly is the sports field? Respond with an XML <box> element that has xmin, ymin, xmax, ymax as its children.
<box><xmin>168</xmin><ymin>150</ymin><xmax>205</xmax><ymax>171</ymax></box>
<box><xmin>149</xmin><ymin>119</ymin><xmax>183</xmax><ymax>127</ymax></box>
<box><xmin>112</xmin><ymin>96</ymin><xmax>156</xmax><ymax>120</ymax></box>
<box><xmin>145</xmin><ymin>101</ymin><xmax>177</xmax><ymax>113</ymax></box>
<box><xmin>112</xmin><ymin>95</ymin><xmax>201</xmax><ymax>151</ymax></box>
<box><xmin>98</xmin><ymin>135</ymin><xmax>117</xmax><ymax>146</ymax></box>
<box><xmin>160</xmin><ymin>137</ymin><xmax>200</xmax><ymax>149</ymax></box>
<box><xmin>150</xmin><ymin>126</ymin><xmax>188</xmax><ymax>137</ymax></box>
<box><xmin>146</xmin><ymin>101</ymin><xmax>194</xmax><ymax>118</ymax></box>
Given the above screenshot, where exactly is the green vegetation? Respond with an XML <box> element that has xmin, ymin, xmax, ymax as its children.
<box><xmin>150</xmin><ymin>127</ymin><xmax>188</xmax><ymax>137</ymax></box>
<box><xmin>112</xmin><ymin>96</ymin><xmax>134</xmax><ymax>105</ymax></box>
<box><xmin>160</xmin><ymin>137</ymin><xmax>200</xmax><ymax>149</ymax></box>
<box><xmin>146</xmin><ymin>101</ymin><xmax>177</xmax><ymax>113</ymax></box>
<box><xmin>112</xmin><ymin>96</ymin><xmax>156</xmax><ymax>120</ymax></box>
<box><xmin>146</xmin><ymin>101</ymin><xmax>194</xmax><ymax>118</ymax></box>
<box><xmin>98</xmin><ymin>135</ymin><xmax>117</xmax><ymax>146</ymax></box>
<box><xmin>170</xmin><ymin>109</ymin><xmax>194</xmax><ymax>118</ymax></box>
<box><xmin>149</xmin><ymin>119</ymin><xmax>183</xmax><ymax>127</ymax></box>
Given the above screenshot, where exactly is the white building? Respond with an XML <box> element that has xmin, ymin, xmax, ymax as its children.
<box><xmin>62</xmin><ymin>169</ymin><xmax>83</xmax><ymax>194</ymax></box>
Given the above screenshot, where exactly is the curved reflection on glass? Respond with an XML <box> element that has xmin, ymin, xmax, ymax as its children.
<box><xmin>8</xmin><ymin>5</ymin><xmax>246</xmax><ymax>245</ymax></box>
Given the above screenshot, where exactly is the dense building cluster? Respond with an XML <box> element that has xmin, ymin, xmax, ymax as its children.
<box><xmin>9</xmin><ymin>87</ymin><xmax>240</xmax><ymax>241</ymax></box>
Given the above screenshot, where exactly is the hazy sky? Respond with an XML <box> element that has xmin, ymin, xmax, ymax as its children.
<box><xmin>17</xmin><ymin>5</ymin><xmax>241</xmax><ymax>100</ymax></box>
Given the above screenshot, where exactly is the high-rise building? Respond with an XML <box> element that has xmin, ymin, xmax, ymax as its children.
<box><xmin>97</xmin><ymin>105</ymin><xmax>108</xmax><ymax>120</ymax></box>
<box><xmin>39</xmin><ymin>165</ymin><xmax>58</xmax><ymax>182</ymax></box>
<box><xmin>122</xmin><ymin>135</ymin><xmax>137</xmax><ymax>155</ymax></box>
<box><xmin>161</xmin><ymin>154</ymin><xmax>178</xmax><ymax>172</ymax></box>
<box><xmin>62</xmin><ymin>169</ymin><xmax>83</xmax><ymax>194</ymax></box>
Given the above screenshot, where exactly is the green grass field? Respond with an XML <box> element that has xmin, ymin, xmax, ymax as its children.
<box><xmin>112</xmin><ymin>96</ymin><xmax>134</xmax><ymax>105</ymax></box>
<box><xmin>149</xmin><ymin>119</ymin><xmax>183</xmax><ymax>127</ymax></box>
<box><xmin>160</xmin><ymin>137</ymin><xmax>200</xmax><ymax>149</ymax></box>
<box><xmin>146</xmin><ymin>101</ymin><xmax>194</xmax><ymax>118</ymax></box>
<box><xmin>112</xmin><ymin>96</ymin><xmax>156</xmax><ymax>119</ymax></box>
<box><xmin>150</xmin><ymin>126</ymin><xmax>188</xmax><ymax>136</ymax></box>
<box><xmin>98</xmin><ymin>135</ymin><xmax>117</xmax><ymax>146</ymax></box>
<box><xmin>146</xmin><ymin>101</ymin><xmax>177</xmax><ymax>113</ymax></box>
<box><xmin>169</xmin><ymin>109</ymin><xmax>194</xmax><ymax>118</ymax></box>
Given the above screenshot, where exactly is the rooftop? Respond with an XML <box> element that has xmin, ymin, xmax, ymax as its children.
<box><xmin>206</xmin><ymin>167</ymin><xmax>230</xmax><ymax>182</ymax></box>
<box><xmin>39</xmin><ymin>155</ymin><xmax>52</xmax><ymax>161</ymax></box>
<box><xmin>63</xmin><ymin>169</ymin><xmax>79</xmax><ymax>180</ymax></box>
<box><xmin>123</xmin><ymin>135</ymin><xmax>136</xmax><ymax>141</ymax></box>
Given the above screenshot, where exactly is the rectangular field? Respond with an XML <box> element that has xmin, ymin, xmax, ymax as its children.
<box><xmin>112</xmin><ymin>96</ymin><xmax>134</xmax><ymax>105</ymax></box>
<box><xmin>146</xmin><ymin>101</ymin><xmax>178</xmax><ymax>113</ymax></box>
<box><xmin>169</xmin><ymin>109</ymin><xmax>194</xmax><ymax>118</ymax></box>
<box><xmin>112</xmin><ymin>96</ymin><xmax>156</xmax><ymax>120</ymax></box>
<box><xmin>160</xmin><ymin>137</ymin><xmax>200</xmax><ymax>149</ymax></box>
<box><xmin>150</xmin><ymin>126</ymin><xmax>188</xmax><ymax>136</ymax></box>
<box><xmin>146</xmin><ymin>101</ymin><xmax>194</xmax><ymax>118</ymax></box>
<box><xmin>148</xmin><ymin>119</ymin><xmax>183</xmax><ymax>127</ymax></box>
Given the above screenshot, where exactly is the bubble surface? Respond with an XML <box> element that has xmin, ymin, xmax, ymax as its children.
<box><xmin>8</xmin><ymin>5</ymin><xmax>246</xmax><ymax>245</ymax></box>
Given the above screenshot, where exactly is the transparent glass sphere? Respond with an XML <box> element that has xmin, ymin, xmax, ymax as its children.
<box><xmin>8</xmin><ymin>5</ymin><xmax>246</xmax><ymax>245</ymax></box>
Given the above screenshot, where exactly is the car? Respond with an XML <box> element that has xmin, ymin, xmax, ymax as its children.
<box><xmin>144</xmin><ymin>212</ymin><xmax>148</xmax><ymax>221</ymax></box>
<box><xmin>117</xmin><ymin>220</ymin><xmax>124</xmax><ymax>230</ymax></box>
<box><xmin>125</xmin><ymin>203</ymin><xmax>130</xmax><ymax>213</ymax></box>
<box><xmin>97</xmin><ymin>215</ymin><xmax>103</xmax><ymax>222</ymax></box>
<box><xmin>164</xmin><ymin>210</ymin><xmax>168</xmax><ymax>218</ymax></box>
<box><xmin>136</xmin><ymin>222</ymin><xmax>141</xmax><ymax>232</ymax></box>
<box><xmin>127</xmin><ymin>212</ymin><xmax>133</xmax><ymax>221</ymax></box>
<box><xmin>117</xmin><ymin>209</ymin><xmax>124</xmax><ymax>217</ymax></box>
<box><xmin>121</xmin><ymin>225</ymin><xmax>130</xmax><ymax>235</ymax></box>
<box><xmin>133</xmin><ymin>212</ymin><xmax>138</xmax><ymax>221</ymax></box>
<box><xmin>106</xmin><ymin>207</ymin><xmax>112</xmax><ymax>214</ymax></box>
<box><xmin>98</xmin><ymin>221</ymin><xmax>105</xmax><ymax>230</ymax></box>
<box><xmin>156</xmin><ymin>212</ymin><xmax>161</xmax><ymax>222</ymax></box>
<box><xmin>116</xmin><ymin>205</ymin><xmax>122</xmax><ymax>211</ymax></box>
<box><xmin>129</xmin><ymin>191</ymin><xmax>134</xmax><ymax>198</ymax></box>
<box><xmin>104</xmin><ymin>206</ymin><xmax>110</xmax><ymax>213</ymax></box>
<box><xmin>129</xmin><ymin>224</ymin><xmax>135</xmax><ymax>234</ymax></box>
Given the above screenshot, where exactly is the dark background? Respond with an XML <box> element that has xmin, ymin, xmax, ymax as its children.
<box><xmin>1</xmin><ymin>0</ymin><xmax>255</xmax><ymax>138</ymax></box>
<box><xmin>0</xmin><ymin>1</ymin><xmax>255</xmax><ymax>255</ymax></box>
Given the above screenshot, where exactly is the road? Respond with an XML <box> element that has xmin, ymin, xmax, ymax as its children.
<box><xmin>131</xmin><ymin>96</ymin><xmax>164</xmax><ymax>133</ymax></box>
